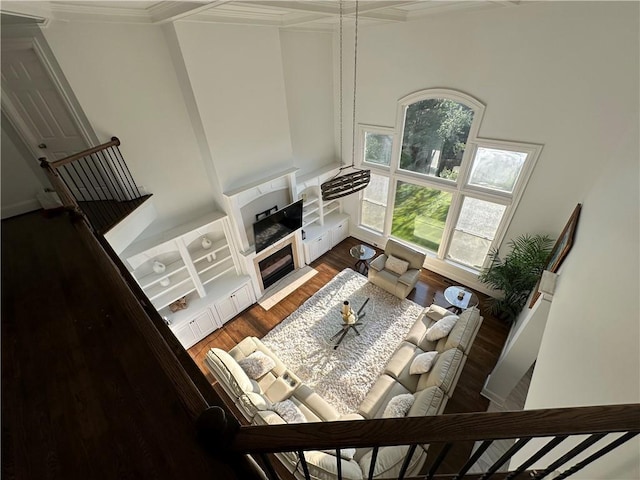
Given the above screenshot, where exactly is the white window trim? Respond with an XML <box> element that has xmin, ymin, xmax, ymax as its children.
<box><xmin>357</xmin><ymin>124</ymin><xmax>395</xmax><ymax>171</ymax></box>
<box><xmin>355</xmin><ymin>88</ymin><xmax>543</xmax><ymax>275</ymax></box>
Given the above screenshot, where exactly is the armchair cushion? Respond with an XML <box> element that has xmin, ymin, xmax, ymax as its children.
<box><xmin>398</xmin><ymin>268</ymin><xmax>420</xmax><ymax>287</ymax></box>
<box><xmin>385</xmin><ymin>255</ymin><xmax>410</xmax><ymax>275</ymax></box>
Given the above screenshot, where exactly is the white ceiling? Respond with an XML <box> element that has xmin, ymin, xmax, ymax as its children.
<box><xmin>1</xmin><ymin>1</ymin><xmax>521</xmax><ymax>30</ymax></box>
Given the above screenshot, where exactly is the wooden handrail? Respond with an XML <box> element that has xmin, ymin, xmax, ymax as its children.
<box><xmin>48</xmin><ymin>136</ymin><xmax>121</xmax><ymax>168</ymax></box>
<box><xmin>230</xmin><ymin>404</ymin><xmax>640</xmax><ymax>453</ymax></box>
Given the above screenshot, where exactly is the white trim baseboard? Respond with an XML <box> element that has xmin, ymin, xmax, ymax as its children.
<box><xmin>1</xmin><ymin>198</ymin><xmax>41</xmax><ymax>219</ymax></box>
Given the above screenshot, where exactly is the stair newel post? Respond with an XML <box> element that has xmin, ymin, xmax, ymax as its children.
<box><xmin>39</xmin><ymin>157</ymin><xmax>85</xmax><ymax>223</ymax></box>
<box><xmin>196</xmin><ymin>406</ymin><xmax>240</xmax><ymax>452</ymax></box>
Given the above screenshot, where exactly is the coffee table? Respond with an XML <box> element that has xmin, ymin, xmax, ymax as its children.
<box><xmin>350</xmin><ymin>244</ymin><xmax>376</xmax><ymax>274</ymax></box>
<box><xmin>444</xmin><ymin>286</ymin><xmax>479</xmax><ymax>314</ymax></box>
<box><xmin>329</xmin><ymin>297</ymin><xmax>370</xmax><ymax>349</ymax></box>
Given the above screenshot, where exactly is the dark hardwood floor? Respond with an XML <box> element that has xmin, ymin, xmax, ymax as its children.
<box><xmin>188</xmin><ymin>236</ymin><xmax>511</xmax><ymax>472</ymax></box>
<box><xmin>1</xmin><ymin>212</ymin><xmax>245</xmax><ymax>479</ymax></box>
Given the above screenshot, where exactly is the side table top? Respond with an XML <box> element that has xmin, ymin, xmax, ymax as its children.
<box><xmin>350</xmin><ymin>244</ymin><xmax>376</xmax><ymax>261</ymax></box>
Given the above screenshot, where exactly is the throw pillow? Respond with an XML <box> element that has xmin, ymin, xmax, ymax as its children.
<box><xmin>320</xmin><ymin>448</ymin><xmax>357</xmax><ymax>461</ymax></box>
<box><xmin>238</xmin><ymin>350</ymin><xmax>276</xmax><ymax>379</ymax></box>
<box><xmin>385</xmin><ymin>255</ymin><xmax>410</xmax><ymax>276</ymax></box>
<box><xmin>272</xmin><ymin>399</ymin><xmax>307</xmax><ymax>423</ymax></box>
<box><xmin>382</xmin><ymin>393</ymin><xmax>415</xmax><ymax>418</ymax></box>
<box><xmin>426</xmin><ymin>314</ymin><xmax>459</xmax><ymax>341</ymax></box>
<box><xmin>409</xmin><ymin>351</ymin><xmax>439</xmax><ymax>375</ymax></box>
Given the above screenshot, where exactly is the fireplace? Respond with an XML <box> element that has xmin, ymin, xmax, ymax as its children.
<box><xmin>258</xmin><ymin>244</ymin><xmax>295</xmax><ymax>290</ymax></box>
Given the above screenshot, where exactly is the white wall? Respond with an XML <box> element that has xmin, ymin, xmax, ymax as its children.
<box><xmin>1</xmin><ymin>115</ymin><xmax>47</xmax><ymax>218</ymax></box>
<box><xmin>280</xmin><ymin>30</ymin><xmax>336</xmax><ymax>176</ymax></box>
<box><xmin>514</xmin><ymin>126</ymin><xmax>639</xmax><ymax>477</ymax></box>
<box><xmin>42</xmin><ymin>21</ymin><xmax>218</xmax><ymax>236</ymax></box>
<box><xmin>173</xmin><ymin>22</ymin><xmax>294</xmax><ymax>193</ymax></box>
<box><xmin>339</xmin><ymin>1</ymin><xmax>639</xmax><ymax>289</ymax></box>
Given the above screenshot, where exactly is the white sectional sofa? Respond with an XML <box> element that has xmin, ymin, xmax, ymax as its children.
<box><xmin>205</xmin><ymin>304</ymin><xmax>483</xmax><ymax>480</ymax></box>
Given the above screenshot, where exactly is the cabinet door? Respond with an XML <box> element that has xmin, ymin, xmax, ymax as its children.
<box><xmin>192</xmin><ymin>310</ymin><xmax>218</xmax><ymax>338</ymax></box>
<box><xmin>330</xmin><ymin>219</ymin><xmax>349</xmax><ymax>248</ymax></box>
<box><xmin>215</xmin><ymin>296</ymin><xmax>237</xmax><ymax>324</ymax></box>
<box><xmin>172</xmin><ymin>322</ymin><xmax>198</xmax><ymax>349</ymax></box>
<box><xmin>231</xmin><ymin>284</ymin><xmax>254</xmax><ymax>312</ymax></box>
<box><xmin>306</xmin><ymin>234</ymin><xmax>330</xmax><ymax>263</ymax></box>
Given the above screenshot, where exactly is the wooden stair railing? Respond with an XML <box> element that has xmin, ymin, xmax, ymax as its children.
<box><xmin>40</xmin><ymin>136</ymin><xmax>151</xmax><ymax>234</ymax></box>
<box><xmin>226</xmin><ymin>404</ymin><xmax>640</xmax><ymax>480</ymax></box>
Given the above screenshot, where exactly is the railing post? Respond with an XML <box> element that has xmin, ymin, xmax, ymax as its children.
<box><xmin>196</xmin><ymin>406</ymin><xmax>239</xmax><ymax>451</ymax></box>
<box><xmin>39</xmin><ymin>157</ymin><xmax>87</xmax><ymax>224</ymax></box>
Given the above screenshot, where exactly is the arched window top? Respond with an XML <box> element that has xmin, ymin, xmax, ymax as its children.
<box><xmin>397</xmin><ymin>89</ymin><xmax>485</xmax><ymax>180</ymax></box>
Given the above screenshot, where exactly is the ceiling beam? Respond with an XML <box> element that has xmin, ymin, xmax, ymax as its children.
<box><xmin>149</xmin><ymin>1</ymin><xmax>236</xmax><ymax>24</ymax></box>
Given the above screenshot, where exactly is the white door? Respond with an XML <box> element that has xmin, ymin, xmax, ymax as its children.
<box><xmin>1</xmin><ymin>44</ymin><xmax>114</xmax><ymax>201</ymax></box>
<box><xmin>231</xmin><ymin>284</ymin><xmax>254</xmax><ymax>312</ymax></box>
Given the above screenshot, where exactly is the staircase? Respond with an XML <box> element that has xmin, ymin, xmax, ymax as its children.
<box><xmin>39</xmin><ymin>136</ymin><xmax>154</xmax><ymax>238</ymax></box>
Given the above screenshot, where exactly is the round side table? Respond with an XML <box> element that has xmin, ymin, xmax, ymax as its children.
<box><xmin>349</xmin><ymin>244</ymin><xmax>376</xmax><ymax>275</ymax></box>
<box><xmin>443</xmin><ymin>286</ymin><xmax>479</xmax><ymax>314</ymax></box>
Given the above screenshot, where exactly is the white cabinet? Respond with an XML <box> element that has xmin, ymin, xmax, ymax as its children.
<box><xmin>303</xmin><ymin>213</ymin><xmax>349</xmax><ymax>264</ymax></box>
<box><xmin>330</xmin><ymin>217</ymin><xmax>349</xmax><ymax>248</ymax></box>
<box><xmin>215</xmin><ymin>283</ymin><xmax>254</xmax><ymax>324</ymax></box>
<box><xmin>304</xmin><ymin>232</ymin><xmax>331</xmax><ymax>264</ymax></box>
<box><xmin>171</xmin><ymin>309</ymin><xmax>220</xmax><ymax>349</ymax></box>
<box><xmin>167</xmin><ymin>277</ymin><xmax>255</xmax><ymax>349</ymax></box>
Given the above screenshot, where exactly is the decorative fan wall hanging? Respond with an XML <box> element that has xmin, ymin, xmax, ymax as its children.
<box><xmin>321</xmin><ymin>0</ymin><xmax>371</xmax><ymax>201</ymax></box>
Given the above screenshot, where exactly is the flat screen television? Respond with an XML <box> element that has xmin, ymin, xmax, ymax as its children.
<box><xmin>253</xmin><ymin>200</ymin><xmax>303</xmax><ymax>253</ymax></box>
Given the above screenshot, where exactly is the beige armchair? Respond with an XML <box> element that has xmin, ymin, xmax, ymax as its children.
<box><xmin>368</xmin><ymin>239</ymin><xmax>426</xmax><ymax>299</ymax></box>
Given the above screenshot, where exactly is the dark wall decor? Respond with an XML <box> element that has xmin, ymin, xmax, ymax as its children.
<box><xmin>530</xmin><ymin>203</ymin><xmax>582</xmax><ymax>307</ymax></box>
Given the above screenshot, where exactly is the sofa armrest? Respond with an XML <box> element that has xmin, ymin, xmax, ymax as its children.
<box><xmin>369</xmin><ymin>254</ymin><xmax>387</xmax><ymax>272</ymax></box>
<box><xmin>398</xmin><ymin>268</ymin><xmax>420</xmax><ymax>286</ymax></box>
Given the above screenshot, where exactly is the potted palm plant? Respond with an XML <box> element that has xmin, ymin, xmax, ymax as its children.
<box><xmin>479</xmin><ymin>234</ymin><xmax>554</xmax><ymax>323</ymax></box>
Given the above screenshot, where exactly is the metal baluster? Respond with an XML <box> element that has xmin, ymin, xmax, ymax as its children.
<box><xmin>505</xmin><ymin>436</ymin><xmax>568</xmax><ymax>480</ymax></box>
<box><xmin>478</xmin><ymin>437</ymin><xmax>532</xmax><ymax>480</ymax></box>
<box><xmin>298</xmin><ymin>450</ymin><xmax>311</xmax><ymax>480</ymax></box>
<box><xmin>367</xmin><ymin>446</ymin><xmax>379</xmax><ymax>480</ymax></box>
<box><xmin>553</xmin><ymin>432</ymin><xmax>638</xmax><ymax>480</ymax></box>
<box><xmin>104</xmin><ymin>146</ymin><xmax>130</xmax><ymax>201</ymax></box>
<box><xmin>84</xmin><ymin>154</ymin><xmax>117</xmax><ymax>229</ymax></box>
<box><xmin>257</xmin><ymin>453</ymin><xmax>279</xmax><ymax>480</ymax></box>
<box><xmin>112</xmin><ymin>140</ymin><xmax>141</xmax><ymax>198</ymax></box>
<box><xmin>398</xmin><ymin>444</ymin><xmax>418</xmax><ymax>480</ymax></box>
<box><xmin>454</xmin><ymin>440</ymin><xmax>493</xmax><ymax>479</ymax></box>
<box><xmin>426</xmin><ymin>443</ymin><xmax>452</xmax><ymax>480</ymax></box>
<box><xmin>67</xmin><ymin>162</ymin><xmax>107</xmax><ymax>230</ymax></box>
<box><xmin>74</xmin><ymin>157</ymin><xmax>111</xmax><ymax>228</ymax></box>
<box><xmin>336</xmin><ymin>448</ymin><xmax>342</xmax><ymax>480</ymax></box>
<box><xmin>529</xmin><ymin>433</ymin><xmax>607</xmax><ymax>480</ymax></box>
<box><xmin>93</xmin><ymin>151</ymin><xmax>128</xmax><ymax>220</ymax></box>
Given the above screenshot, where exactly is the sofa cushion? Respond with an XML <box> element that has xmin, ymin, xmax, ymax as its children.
<box><xmin>230</xmin><ymin>336</ymin><xmax>288</xmax><ymax>392</ymax></box>
<box><xmin>205</xmin><ymin>348</ymin><xmax>260</xmax><ymax>398</ymax></box>
<box><xmin>404</xmin><ymin>306</ymin><xmax>455</xmax><ymax>352</ymax></box>
<box><xmin>359</xmin><ymin>445</ymin><xmax>424</xmax><ymax>480</ymax></box>
<box><xmin>408</xmin><ymin>386</ymin><xmax>446</xmax><ymax>417</ymax></box>
<box><xmin>236</xmin><ymin>392</ymin><xmax>272</xmax><ymax>418</ymax></box>
<box><xmin>301</xmin><ymin>451</ymin><xmax>364</xmax><ymax>480</ymax></box>
<box><xmin>409</xmin><ymin>351</ymin><xmax>438</xmax><ymax>375</ymax></box>
<box><xmin>382</xmin><ymin>393</ymin><xmax>415</xmax><ymax>418</ymax></box>
<box><xmin>444</xmin><ymin>307</ymin><xmax>482</xmax><ymax>354</ymax></box>
<box><xmin>272</xmin><ymin>399</ymin><xmax>307</xmax><ymax>423</ymax></box>
<box><xmin>426</xmin><ymin>314</ymin><xmax>459</xmax><ymax>341</ymax></box>
<box><xmin>417</xmin><ymin>348</ymin><xmax>464</xmax><ymax>394</ymax></box>
<box><xmin>357</xmin><ymin>374</ymin><xmax>412</xmax><ymax>419</ymax></box>
<box><xmin>385</xmin><ymin>254</ymin><xmax>409</xmax><ymax>275</ymax></box>
<box><xmin>383</xmin><ymin>341</ymin><xmax>422</xmax><ymax>392</ymax></box>
<box><xmin>238</xmin><ymin>350</ymin><xmax>276</xmax><ymax>379</ymax></box>
<box><xmin>292</xmin><ymin>384</ymin><xmax>340</xmax><ymax>422</ymax></box>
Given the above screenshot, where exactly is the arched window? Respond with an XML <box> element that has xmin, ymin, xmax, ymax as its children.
<box><xmin>358</xmin><ymin>89</ymin><xmax>541</xmax><ymax>272</ymax></box>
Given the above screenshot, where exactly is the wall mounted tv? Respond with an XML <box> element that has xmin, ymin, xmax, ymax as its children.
<box><xmin>253</xmin><ymin>200</ymin><xmax>303</xmax><ymax>254</ymax></box>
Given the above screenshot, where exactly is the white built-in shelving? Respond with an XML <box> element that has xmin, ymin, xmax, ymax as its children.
<box><xmin>121</xmin><ymin>211</ymin><xmax>255</xmax><ymax>348</ymax></box>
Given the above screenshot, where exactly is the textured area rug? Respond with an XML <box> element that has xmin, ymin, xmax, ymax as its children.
<box><xmin>262</xmin><ymin>268</ymin><xmax>424</xmax><ymax>415</ymax></box>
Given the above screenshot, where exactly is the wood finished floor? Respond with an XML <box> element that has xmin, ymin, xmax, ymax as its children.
<box><xmin>188</xmin><ymin>236</ymin><xmax>511</xmax><ymax>472</ymax></box>
<box><xmin>1</xmin><ymin>212</ymin><xmax>244</xmax><ymax>480</ymax></box>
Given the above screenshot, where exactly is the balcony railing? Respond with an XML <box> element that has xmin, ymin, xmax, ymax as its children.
<box><xmin>39</xmin><ymin>137</ymin><xmax>151</xmax><ymax>234</ymax></box>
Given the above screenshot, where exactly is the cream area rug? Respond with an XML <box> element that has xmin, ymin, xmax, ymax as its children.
<box><xmin>261</xmin><ymin>268</ymin><xmax>424</xmax><ymax>415</ymax></box>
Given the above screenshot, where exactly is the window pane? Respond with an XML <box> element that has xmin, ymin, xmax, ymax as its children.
<box><xmin>399</xmin><ymin>98</ymin><xmax>474</xmax><ymax>180</ymax></box>
<box><xmin>361</xmin><ymin>173</ymin><xmax>389</xmax><ymax>232</ymax></box>
<box><xmin>468</xmin><ymin>147</ymin><xmax>527</xmax><ymax>193</ymax></box>
<box><xmin>391</xmin><ymin>181</ymin><xmax>451</xmax><ymax>252</ymax></box>
<box><xmin>447</xmin><ymin>197</ymin><xmax>506</xmax><ymax>268</ymax></box>
<box><xmin>364</xmin><ymin>132</ymin><xmax>393</xmax><ymax>166</ymax></box>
